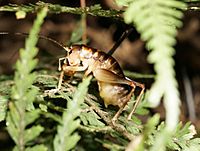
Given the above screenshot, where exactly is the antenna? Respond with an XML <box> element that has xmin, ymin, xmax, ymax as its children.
<box><xmin>0</xmin><ymin>32</ymin><xmax>69</xmax><ymax>51</ymax></box>
<box><xmin>108</xmin><ymin>27</ymin><xmax>134</xmax><ymax>55</ymax></box>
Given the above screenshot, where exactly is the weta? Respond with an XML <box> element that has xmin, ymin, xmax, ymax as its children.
<box><xmin>57</xmin><ymin>44</ymin><xmax>145</xmax><ymax>124</ymax></box>
<box><xmin>0</xmin><ymin>32</ymin><xmax>144</xmax><ymax>124</ymax></box>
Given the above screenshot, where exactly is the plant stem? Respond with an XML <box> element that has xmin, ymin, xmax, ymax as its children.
<box><xmin>80</xmin><ymin>0</ymin><xmax>87</xmax><ymax>44</ymax></box>
<box><xmin>85</xmin><ymin>96</ymin><xmax>134</xmax><ymax>140</ymax></box>
<box><xmin>18</xmin><ymin>104</ymin><xmax>25</xmax><ymax>151</ymax></box>
<box><xmin>79</xmin><ymin>125</ymin><xmax>113</xmax><ymax>133</ymax></box>
<box><xmin>0</xmin><ymin>2</ymin><xmax>122</xmax><ymax>20</ymax></box>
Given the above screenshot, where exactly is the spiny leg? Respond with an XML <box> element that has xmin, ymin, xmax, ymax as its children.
<box><xmin>112</xmin><ymin>84</ymin><xmax>136</xmax><ymax>124</ymax></box>
<box><xmin>46</xmin><ymin>65</ymin><xmax>87</xmax><ymax>94</ymax></box>
<box><xmin>62</xmin><ymin>65</ymin><xmax>88</xmax><ymax>72</ymax></box>
<box><xmin>58</xmin><ymin>57</ymin><xmax>67</xmax><ymax>71</ymax></box>
<box><xmin>44</xmin><ymin>70</ymin><xmax>64</xmax><ymax>94</ymax></box>
<box><xmin>45</xmin><ymin>56</ymin><xmax>65</xmax><ymax>94</ymax></box>
<box><xmin>127</xmin><ymin>82</ymin><xmax>145</xmax><ymax>120</ymax></box>
<box><xmin>58</xmin><ymin>70</ymin><xmax>64</xmax><ymax>90</ymax></box>
<box><xmin>93</xmin><ymin>68</ymin><xmax>137</xmax><ymax>124</ymax></box>
<box><xmin>58</xmin><ymin>65</ymin><xmax>88</xmax><ymax>88</ymax></box>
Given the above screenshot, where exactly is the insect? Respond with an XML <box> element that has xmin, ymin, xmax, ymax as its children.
<box><xmin>0</xmin><ymin>32</ymin><xmax>144</xmax><ymax>124</ymax></box>
<box><xmin>57</xmin><ymin>44</ymin><xmax>145</xmax><ymax>124</ymax></box>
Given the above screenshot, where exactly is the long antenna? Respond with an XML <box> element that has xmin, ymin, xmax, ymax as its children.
<box><xmin>0</xmin><ymin>32</ymin><xmax>68</xmax><ymax>51</ymax></box>
<box><xmin>108</xmin><ymin>27</ymin><xmax>134</xmax><ymax>56</ymax></box>
<box><xmin>0</xmin><ymin>29</ymin><xmax>134</xmax><ymax>55</ymax></box>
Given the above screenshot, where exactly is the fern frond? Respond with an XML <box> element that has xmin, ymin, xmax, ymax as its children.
<box><xmin>80</xmin><ymin>103</ymin><xmax>105</xmax><ymax>127</ymax></box>
<box><xmin>0</xmin><ymin>2</ymin><xmax>121</xmax><ymax>19</ymax></box>
<box><xmin>53</xmin><ymin>77</ymin><xmax>91</xmax><ymax>151</ymax></box>
<box><xmin>25</xmin><ymin>145</ymin><xmax>48</xmax><ymax>151</ymax></box>
<box><xmin>121</xmin><ymin>0</ymin><xmax>186</xmax><ymax>131</ymax></box>
<box><xmin>151</xmin><ymin>122</ymin><xmax>200</xmax><ymax>151</ymax></box>
<box><xmin>6</xmin><ymin>7</ymin><xmax>48</xmax><ymax>151</ymax></box>
<box><xmin>0</xmin><ymin>96</ymin><xmax>8</xmax><ymax>122</ymax></box>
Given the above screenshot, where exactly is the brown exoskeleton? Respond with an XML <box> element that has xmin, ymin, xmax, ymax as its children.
<box><xmin>57</xmin><ymin>44</ymin><xmax>145</xmax><ymax>124</ymax></box>
<box><xmin>0</xmin><ymin>32</ymin><xmax>144</xmax><ymax>123</ymax></box>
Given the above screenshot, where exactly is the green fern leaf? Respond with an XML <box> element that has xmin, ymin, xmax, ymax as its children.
<box><xmin>121</xmin><ymin>0</ymin><xmax>187</xmax><ymax>130</ymax></box>
<box><xmin>6</xmin><ymin>7</ymin><xmax>48</xmax><ymax>151</ymax></box>
<box><xmin>6</xmin><ymin>108</ymin><xmax>19</xmax><ymax>145</ymax></box>
<box><xmin>24</xmin><ymin>125</ymin><xmax>44</xmax><ymax>144</ymax></box>
<box><xmin>0</xmin><ymin>96</ymin><xmax>8</xmax><ymax>122</ymax></box>
<box><xmin>80</xmin><ymin>103</ymin><xmax>105</xmax><ymax>127</ymax></box>
<box><xmin>25</xmin><ymin>145</ymin><xmax>48</xmax><ymax>151</ymax></box>
<box><xmin>24</xmin><ymin>109</ymin><xmax>40</xmax><ymax>126</ymax></box>
<box><xmin>54</xmin><ymin>77</ymin><xmax>91</xmax><ymax>151</ymax></box>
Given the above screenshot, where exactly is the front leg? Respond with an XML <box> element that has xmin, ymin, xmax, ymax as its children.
<box><xmin>44</xmin><ymin>70</ymin><xmax>65</xmax><ymax>95</ymax></box>
<box><xmin>46</xmin><ymin>64</ymin><xmax>88</xmax><ymax>95</ymax></box>
<box><xmin>58</xmin><ymin>57</ymin><xmax>67</xmax><ymax>71</ymax></box>
<box><xmin>59</xmin><ymin>64</ymin><xmax>88</xmax><ymax>87</ymax></box>
<box><xmin>62</xmin><ymin>64</ymin><xmax>88</xmax><ymax>72</ymax></box>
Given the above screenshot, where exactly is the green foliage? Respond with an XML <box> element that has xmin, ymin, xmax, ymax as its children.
<box><xmin>115</xmin><ymin>0</ymin><xmax>190</xmax><ymax>150</ymax></box>
<box><xmin>116</xmin><ymin>0</ymin><xmax>186</xmax><ymax>131</ymax></box>
<box><xmin>80</xmin><ymin>103</ymin><xmax>105</xmax><ymax>127</ymax></box>
<box><xmin>25</xmin><ymin>145</ymin><xmax>48</xmax><ymax>151</ymax></box>
<box><xmin>0</xmin><ymin>2</ymin><xmax>122</xmax><ymax>19</ymax></box>
<box><xmin>126</xmin><ymin>116</ymin><xmax>200</xmax><ymax>151</ymax></box>
<box><xmin>53</xmin><ymin>77</ymin><xmax>91</xmax><ymax>151</ymax></box>
<box><xmin>0</xmin><ymin>1</ymin><xmax>200</xmax><ymax>151</ymax></box>
<box><xmin>126</xmin><ymin>114</ymin><xmax>160</xmax><ymax>151</ymax></box>
<box><xmin>1</xmin><ymin>71</ymin><xmax>200</xmax><ymax>150</ymax></box>
<box><xmin>67</xmin><ymin>22</ymin><xmax>84</xmax><ymax>45</ymax></box>
<box><xmin>168</xmin><ymin>122</ymin><xmax>200</xmax><ymax>150</ymax></box>
<box><xmin>149</xmin><ymin>122</ymin><xmax>200</xmax><ymax>151</ymax></box>
<box><xmin>0</xmin><ymin>96</ymin><xmax>8</xmax><ymax>121</ymax></box>
<box><xmin>6</xmin><ymin>7</ymin><xmax>48</xmax><ymax>151</ymax></box>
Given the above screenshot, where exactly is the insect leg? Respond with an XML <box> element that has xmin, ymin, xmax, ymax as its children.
<box><xmin>112</xmin><ymin>84</ymin><xmax>136</xmax><ymax>124</ymax></box>
<box><xmin>59</xmin><ymin>64</ymin><xmax>88</xmax><ymax>87</ymax></box>
<box><xmin>44</xmin><ymin>70</ymin><xmax>65</xmax><ymax>94</ymax></box>
<box><xmin>93</xmin><ymin>68</ymin><xmax>131</xmax><ymax>85</ymax></box>
<box><xmin>93</xmin><ymin>69</ymin><xmax>137</xmax><ymax>124</ymax></box>
<box><xmin>127</xmin><ymin>82</ymin><xmax>145</xmax><ymax>120</ymax></box>
<box><xmin>58</xmin><ymin>70</ymin><xmax>64</xmax><ymax>89</ymax></box>
<box><xmin>62</xmin><ymin>65</ymin><xmax>88</xmax><ymax>72</ymax></box>
<box><xmin>58</xmin><ymin>57</ymin><xmax>67</xmax><ymax>71</ymax></box>
<box><xmin>59</xmin><ymin>65</ymin><xmax>89</xmax><ymax>89</ymax></box>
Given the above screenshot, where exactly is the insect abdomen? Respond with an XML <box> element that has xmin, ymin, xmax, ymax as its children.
<box><xmin>92</xmin><ymin>51</ymin><xmax>125</xmax><ymax>77</ymax></box>
<box><xmin>98</xmin><ymin>82</ymin><xmax>130</xmax><ymax>108</ymax></box>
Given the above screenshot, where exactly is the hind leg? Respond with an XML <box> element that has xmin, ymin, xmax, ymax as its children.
<box><xmin>111</xmin><ymin>84</ymin><xmax>136</xmax><ymax>124</ymax></box>
<box><xmin>127</xmin><ymin>82</ymin><xmax>145</xmax><ymax>120</ymax></box>
<box><xmin>93</xmin><ymin>69</ymin><xmax>141</xmax><ymax>124</ymax></box>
